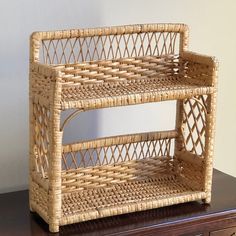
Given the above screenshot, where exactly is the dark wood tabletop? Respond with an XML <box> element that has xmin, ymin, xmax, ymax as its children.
<box><xmin>0</xmin><ymin>169</ymin><xmax>236</xmax><ymax>236</ymax></box>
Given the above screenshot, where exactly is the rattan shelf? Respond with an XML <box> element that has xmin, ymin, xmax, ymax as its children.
<box><xmin>29</xmin><ymin>24</ymin><xmax>218</xmax><ymax>232</ymax></box>
<box><xmin>60</xmin><ymin>178</ymin><xmax>205</xmax><ymax>225</ymax></box>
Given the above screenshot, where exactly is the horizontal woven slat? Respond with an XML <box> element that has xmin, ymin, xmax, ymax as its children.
<box><xmin>32</xmin><ymin>24</ymin><xmax>188</xmax><ymax>40</ymax></box>
<box><xmin>60</xmin><ymin>82</ymin><xmax>214</xmax><ymax>110</ymax></box>
<box><xmin>63</xmin><ymin>130</ymin><xmax>177</xmax><ymax>152</ymax></box>
<box><xmin>57</xmin><ymin>55</ymin><xmax>177</xmax><ymax>84</ymax></box>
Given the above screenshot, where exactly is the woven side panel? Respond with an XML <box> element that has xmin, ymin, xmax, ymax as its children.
<box><xmin>30</xmin><ymin>71</ymin><xmax>51</xmax><ymax>105</ymax></box>
<box><xmin>32</xmin><ymin>102</ymin><xmax>50</xmax><ymax>178</ymax></box>
<box><xmin>180</xmin><ymin>59</ymin><xmax>215</xmax><ymax>86</ymax></box>
<box><xmin>176</xmin><ymin>153</ymin><xmax>204</xmax><ymax>191</ymax></box>
<box><xmin>31</xmin><ymin>180</ymin><xmax>49</xmax><ymax>223</ymax></box>
<box><xmin>181</xmin><ymin>95</ymin><xmax>208</xmax><ymax>156</ymax></box>
<box><xmin>175</xmin><ymin>95</ymin><xmax>208</xmax><ymax>191</ymax></box>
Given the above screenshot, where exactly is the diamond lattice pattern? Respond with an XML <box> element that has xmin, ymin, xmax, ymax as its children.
<box><xmin>62</xmin><ymin>137</ymin><xmax>174</xmax><ymax>170</ymax></box>
<box><xmin>182</xmin><ymin>95</ymin><xmax>208</xmax><ymax>156</ymax></box>
<box><xmin>33</xmin><ymin>103</ymin><xmax>50</xmax><ymax>177</ymax></box>
<box><xmin>40</xmin><ymin>32</ymin><xmax>180</xmax><ymax>64</ymax></box>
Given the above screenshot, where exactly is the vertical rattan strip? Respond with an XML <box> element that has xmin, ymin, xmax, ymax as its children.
<box><xmin>203</xmin><ymin>92</ymin><xmax>217</xmax><ymax>202</ymax></box>
<box><xmin>174</xmin><ymin>101</ymin><xmax>185</xmax><ymax>161</ymax></box>
<box><xmin>48</xmin><ymin>79</ymin><xmax>62</xmax><ymax>232</ymax></box>
<box><xmin>30</xmin><ymin>32</ymin><xmax>41</xmax><ymax>63</ymax></box>
<box><xmin>29</xmin><ymin>70</ymin><xmax>34</xmax><ymax>212</ymax></box>
<box><xmin>179</xmin><ymin>25</ymin><xmax>189</xmax><ymax>53</ymax></box>
<box><xmin>29</xmin><ymin>34</ymin><xmax>39</xmax><ymax>212</ymax></box>
<box><xmin>174</xmin><ymin>25</ymin><xmax>189</xmax><ymax>169</ymax></box>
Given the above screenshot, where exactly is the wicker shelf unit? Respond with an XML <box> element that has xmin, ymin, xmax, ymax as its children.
<box><xmin>29</xmin><ymin>24</ymin><xmax>218</xmax><ymax>232</ymax></box>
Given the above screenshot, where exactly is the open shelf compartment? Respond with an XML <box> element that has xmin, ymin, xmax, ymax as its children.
<box><xmin>31</xmin><ymin>129</ymin><xmax>206</xmax><ymax>226</ymax></box>
<box><xmin>60</xmin><ymin>174</ymin><xmax>205</xmax><ymax>225</ymax></box>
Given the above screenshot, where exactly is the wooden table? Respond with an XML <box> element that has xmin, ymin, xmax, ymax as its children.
<box><xmin>0</xmin><ymin>169</ymin><xmax>236</xmax><ymax>236</ymax></box>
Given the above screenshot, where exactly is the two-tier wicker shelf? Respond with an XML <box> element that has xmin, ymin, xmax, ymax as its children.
<box><xmin>29</xmin><ymin>24</ymin><xmax>218</xmax><ymax>232</ymax></box>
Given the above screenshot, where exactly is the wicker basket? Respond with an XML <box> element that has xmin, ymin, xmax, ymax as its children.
<box><xmin>29</xmin><ymin>23</ymin><xmax>218</xmax><ymax>232</ymax></box>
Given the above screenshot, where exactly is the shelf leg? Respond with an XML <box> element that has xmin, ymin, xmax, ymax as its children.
<box><xmin>49</xmin><ymin>224</ymin><xmax>60</xmax><ymax>233</ymax></box>
<box><xmin>29</xmin><ymin>77</ymin><xmax>35</xmax><ymax>214</ymax></box>
<box><xmin>48</xmin><ymin>80</ymin><xmax>63</xmax><ymax>233</ymax></box>
<box><xmin>203</xmin><ymin>92</ymin><xmax>217</xmax><ymax>204</ymax></box>
<box><xmin>174</xmin><ymin>100</ymin><xmax>185</xmax><ymax>171</ymax></box>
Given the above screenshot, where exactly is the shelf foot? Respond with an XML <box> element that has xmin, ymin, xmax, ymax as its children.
<box><xmin>49</xmin><ymin>224</ymin><xmax>59</xmax><ymax>233</ymax></box>
<box><xmin>202</xmin><ymin>197</ymin><xmax>211</xmax><ymax>204</ymax></box>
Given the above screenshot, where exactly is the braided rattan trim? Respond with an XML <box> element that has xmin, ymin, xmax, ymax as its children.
<box><xmin>61</xmin><ymin>86</ymin><xmax>214</xmax><ymax>110</ymax></box>
<box><xmin>63</xmin><ymin>130</ymin><xmax>177</xmax><ymax>152</ymax></box>
<box><xmin>31</xmin><ymin>23</ymin><xmax>188</xmax><ymax>41</ymax></box>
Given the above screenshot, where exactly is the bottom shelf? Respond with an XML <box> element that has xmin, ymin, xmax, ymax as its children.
<box><xmin>60</xmin><ymin>174</ymin><xmax>206</xmax><ymax>226</ymax></box>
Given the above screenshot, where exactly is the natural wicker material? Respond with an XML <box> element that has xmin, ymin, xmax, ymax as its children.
<box><xmin>29</xmin><ymin>24</ymin><xmax>218</xmax><ymax>232</ymax></box>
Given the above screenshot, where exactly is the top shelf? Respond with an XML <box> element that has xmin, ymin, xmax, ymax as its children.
<box><xmin>31</xmin><ymin>52</ymin><xmax>217</xmax><ymax>110</ymax></box>
<box><xmin>30</xmin><ymin>24</ymin><xmax>218</xmax><ymax>111</ymax></box>
<box><xmin>55</xmin><ymin>54</ymin><xmax>215</xmax><ymax>110</ymax></box>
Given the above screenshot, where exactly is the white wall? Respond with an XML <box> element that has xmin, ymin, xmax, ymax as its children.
<box><xmin>0</xmin><ymin>0</ymin><xmax>235</xmax><ymax>193</ymax></box>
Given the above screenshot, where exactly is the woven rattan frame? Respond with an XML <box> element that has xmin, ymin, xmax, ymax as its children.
<box><xmin>29</xmin><ymin>24</ymin><xmax>218</xmax><ymax>232</ymax></box>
